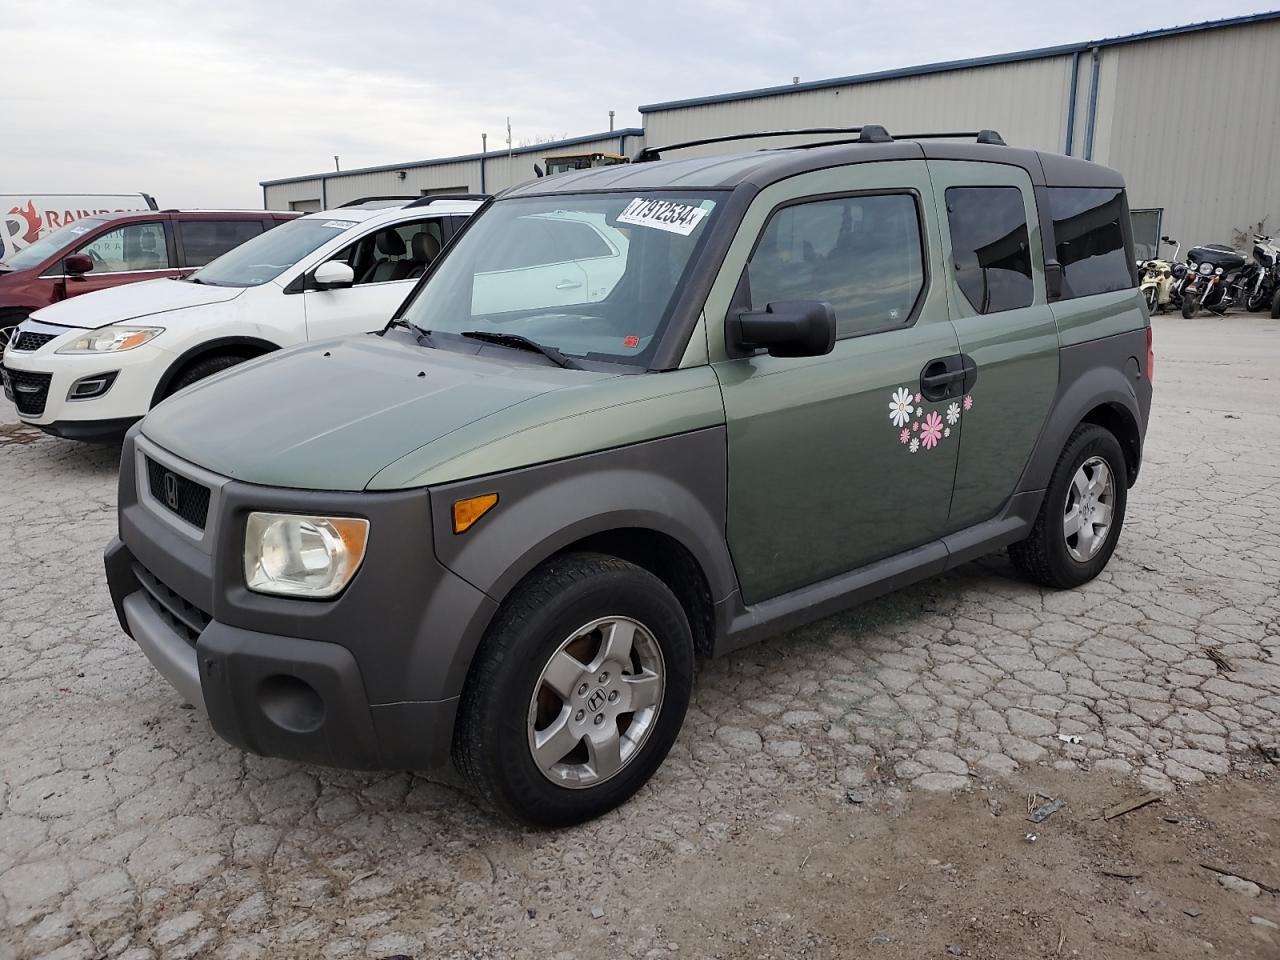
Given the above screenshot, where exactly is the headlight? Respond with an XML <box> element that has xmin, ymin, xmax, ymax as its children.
<box><xmin>244</xmin><ymin>512</ymin><xmax>369</xmax><ymax>598</ymax></box>
<box><xmin>1215</xmin><ymin>267</ymin><xmax>1224</xmax><ymax>276</ymax></box>
<box><xmin>1198</xmin><ymin>262</ymin><xmax>1214</xmax><ymax>275</ymax></box>
<box><xmin>56</xmin><ymin>325</ymin><xmax>163</xmax><ymax>354</ymax></box>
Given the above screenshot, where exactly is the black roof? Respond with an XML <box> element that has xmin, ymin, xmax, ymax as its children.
<box><xmin>500</xmin><ymin>139</ymin><xmax>1123</xmax><ymax>198</ymax></box>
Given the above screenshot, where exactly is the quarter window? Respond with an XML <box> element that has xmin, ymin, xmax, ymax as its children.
<box><xmin>1048</xmin><ymin>188</ymin><xmax>1134</xmax><ymax>298</ymax></box>
<box><xmin>74</xmin><ymin>222</ymin><xmax>170</xmax><ymax>273</ymax></box>
<box><xmin>945</xmin><ymin>187</ymin><xmax>1033</xmax><ymax>314</ymax></box>
<box><xmin>178</xmin><ymin>220</ymin><xmax>265</xmax><ymax>267</ymax></box>
<box><xmin>746</xmin><ymin>193</ymin><xmax>925</xmax><ymax>339</ymax></box>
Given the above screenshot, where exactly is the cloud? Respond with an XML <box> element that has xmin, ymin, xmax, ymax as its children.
<box><xmin>2</xmin><ymin>0</ymin><xmax>1273</xmax><ymax>207</ymax></box>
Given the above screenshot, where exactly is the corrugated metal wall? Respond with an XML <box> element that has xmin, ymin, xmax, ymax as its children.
<box><xmin>642</xmin><ymin>57</ymin><xmax>1075</xmax><ymax>156</ymax></box>
<box><xmin>263</xmin><ymin>134</ymin><xmax>642</xmax><ymax>210</ymax></box>
<box><xmin>1098</xmin><ymin>19</ymin><xmax>1280</xmax><ymax>245</ymax></box>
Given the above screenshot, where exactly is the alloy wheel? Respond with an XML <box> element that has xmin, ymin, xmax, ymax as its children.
<box><xmin>1063</xmin><ymin>456</ymin><xmax>1115</xmax><ymax>562</ymax></box>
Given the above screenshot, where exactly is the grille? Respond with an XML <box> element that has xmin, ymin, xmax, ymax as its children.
<box><xmin>145</xmin><ymin>456</ymin><xmax>211</xmax><ymax>530</ymax></box>
<box><xmin>134</xmin><ymin>564</ymin><xmax>211</xmax><ymax>646</ymax></box>
<box><xmin>11</xmin><ymin>331</ymin><xmax>57</xmax><ymax>352</ymax></box>
<box><xmin>2</xmin><ymin>366</ymin><xmax>52</xmax><ymax>416</ymax></box>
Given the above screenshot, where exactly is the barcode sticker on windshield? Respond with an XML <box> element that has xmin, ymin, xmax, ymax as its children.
<box><xmin>617</xmin><ymin>198</ymin><xmax>710</xmax><ymax>236</ymax></box>
<box><xmin>321</xmin><ymin>220</ymin><xmax>357</xmax><ymax>230</ymax></box>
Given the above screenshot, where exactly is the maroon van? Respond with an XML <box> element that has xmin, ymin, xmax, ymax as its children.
<box><xmin>0</xmin><ymin>210</ymin><xmax>296</xmax><ymax>335</ymax></box>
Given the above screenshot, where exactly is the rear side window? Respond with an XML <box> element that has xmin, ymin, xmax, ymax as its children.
<box><xmin>945</xmin><ymin>187</ymin><xmax>1033</xmax><ymax>314</ymax></box>
<box><xmin>747</xmin><ymin>193</ymin><xmax>925</xmax><ymax>339</ymax></box>
<box><xmin>1048</xmin><ymin>188</ymin><xmax>1134</xmax><ymax>298</ymax></box>
<box><xmin>179</xmin><ymin>220</ymin><xmax>265</xmax><ymax>267</ymax></box>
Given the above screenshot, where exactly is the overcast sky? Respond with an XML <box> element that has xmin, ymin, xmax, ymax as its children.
<box><xmin>3</xmin><ymin>0</ymin><xmax>1274</xmax><ymax>208</ymax></box>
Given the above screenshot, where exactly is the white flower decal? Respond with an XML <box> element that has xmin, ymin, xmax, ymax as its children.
<box><xmin>909</xmin><ymin>438</ymin><xmax>920</xmax><ymax>454</ymax></box>
<box><xmin>946</xmin><ymin>402</ymin><xmax>961</xmax><ymax>426</ymax></box>
<box><xmin>889</xmin><ymin>387</ymin><xmax>915</xmax><ymax>427</ymax></box>
<box><xmin>944</xmin><ymin>427</ymin><xmax>951</xmax><ymax>438</ymax></box>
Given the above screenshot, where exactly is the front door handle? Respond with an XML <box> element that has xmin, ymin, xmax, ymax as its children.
<box><xmin>920</xmin><ymin>354</ymin><xmax>978</xmax><ymax>402</ymax></box>
<box><xmin>555</xmin><ymin>279</ymin><xmax>583</xmax><ymax>290</ymax></box>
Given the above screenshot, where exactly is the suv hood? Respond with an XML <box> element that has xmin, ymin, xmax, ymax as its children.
<box><xmin>140</xmin><ymin>333</ymin><xmax>615</xmax><ymax>490</ymax></box>
<box><xmin>30</xmin><ymin>278</ymin><xmax>244</xmax><ymax>329</ymax></box>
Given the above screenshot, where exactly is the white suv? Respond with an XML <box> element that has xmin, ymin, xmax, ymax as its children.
<box><xmin>1</xmin><ymin>196</ymin><xmax>483</xmax><ymax>440</ymax></box>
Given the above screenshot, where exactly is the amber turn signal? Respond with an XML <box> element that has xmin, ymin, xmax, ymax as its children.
<box><xmin>452</xmin><ymin>493</ymin><xmax>498</xmax><ymax>534</ymax></box>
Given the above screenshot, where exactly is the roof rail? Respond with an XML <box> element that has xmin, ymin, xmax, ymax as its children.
<box><xmin>633</xmin><ymin>125</ymin><xmax>1007</xmax><ymax>162</ymax></box>
<box><xmin>404</xmin><ymin>193</ymin><xmax>491</xmax><ymax>208</ymax></box>
<box><xmin>633</xmin><ymin>127</ymin><xmax>867</xmax><ymax>163</ymax></box>
<box><xmin>338</xmin><ymin>195</ymin><xmax>418</xmax><ymax>207</ymax></box>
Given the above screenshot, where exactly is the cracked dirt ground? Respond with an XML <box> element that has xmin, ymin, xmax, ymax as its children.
<box><xmin>2</xmin><ymin>313</ymin><xmax>1278</xmax><ymax>960</ymax></box>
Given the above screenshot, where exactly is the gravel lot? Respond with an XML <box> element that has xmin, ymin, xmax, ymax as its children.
<box><xmin>2</xmin><ymin>313</ymin><xmax>1278</xmax><ymax>959</ymax></box>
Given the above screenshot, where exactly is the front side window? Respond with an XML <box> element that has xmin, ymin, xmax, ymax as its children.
<box><xmin>75</xmin><ymin>222</ymin><xmax>170</xmax><ymax>273</ymax></box>
<box><xmin>746</xmin><ymin>193</ymin><xmax>925</xmax><ymax>339</ymax></box>
<box><xmin>946</xmin><ymin>186</ymin><xmax>1033</xmax><ymax>314</ymax></box>
<box><xmin>337</xmin><ymin>218</ymin><xmax>447</xmax><ymax>285</ymax></box>
<box><xmin>190</xmin><ymin>217</ymin><xmax>359</xmax><ymax>287</ymax></box>
<box><xmin>401</xmin><ymin>193</ymin><xmax>721</xmax><ymax>365</ymax></box>
<box><xmin>1049</xmin><ymin>188</ymin><xmax>1134</xmax><ymax>298</ymax></box>
<box><xmin>179</xmin><ymin>220</ymin><xmax>265</xmax><ymax>268</ymax></box>
<box><xmin>3</xmin><ymin>218</ymin><xmax>107</xmax><ymax>271</ymax></box>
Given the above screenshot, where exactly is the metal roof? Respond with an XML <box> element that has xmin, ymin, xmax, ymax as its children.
<box><xmin>260</xmin><ymin>128</ymin><xmax>644</xmax><ymax>188</ymax></box>
<box><xmin>636</xmin><ymin>10</ymin><xmax>1280</xmax><ymax>113</ymax></box>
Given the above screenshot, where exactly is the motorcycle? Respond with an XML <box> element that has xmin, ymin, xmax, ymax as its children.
<box><xmin>1239</xmin><ymin>233</ymin><xmax>1280</xmax><ymax>315</ymax></box>
<box><xmin>1177</xmin><ymin>243</ymin><xmax>1249</xmax><ymax>318</ymax></box>
<box><xmin>1137</xmin><ymin>236</ymin><xmax>1180</xmax><ymax>314</ymax></box>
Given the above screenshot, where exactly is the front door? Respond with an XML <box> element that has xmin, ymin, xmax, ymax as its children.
<box><xmin>710</xmin><ymin>161</ymin><xmax>962</xmax><ymax>605</ymax></box>
<box><xmin>925</xmin><ymin>161</ymin><xmax>1060</xmax><ymax>530</ymax></box>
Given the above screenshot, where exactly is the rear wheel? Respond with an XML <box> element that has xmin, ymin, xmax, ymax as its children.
<box><xmin>454</xmin><ymin>552</ymin><xmax>694</xmax><ymax>827</ymax></box>
<box><xmin>1009</xmin><ymin>424</ymin><xmax>1128</xmax><ymax>589</ymax></box>
<box><xmin>163</xmin><ymin>353</ymin><xmax>249</xmax><ymax>399</ymax></box>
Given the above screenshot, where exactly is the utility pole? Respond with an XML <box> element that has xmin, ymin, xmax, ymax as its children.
<box><xmin>506</xmin><ymin>117</ymin><xmax>513</xmax><ymax>159</ymax></box>
<box><xmin>333</xmin><ymin>155</ymin><xmax>340</xmax><ymax>171</ymax></box>
<box><xmin>608</xmin><ymin>110</ymin><xmax>615</xmax><ymax>132</ymax></box>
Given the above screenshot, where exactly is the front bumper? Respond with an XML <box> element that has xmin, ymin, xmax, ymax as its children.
<box><xmin>1</xmin><ymin>318</ymin><xmax>172</xmax><ymax>432</ymax></box>
<box><xmin>105</xmin><ymin>428</ymin><xmax>498</xmax><ymax>772</ymax></box>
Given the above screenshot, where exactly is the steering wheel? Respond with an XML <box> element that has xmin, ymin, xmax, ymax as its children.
<box><xmin>87</xmin><ymin>248</ymin><xmax>107</xmax><ymax>267</ymax></box>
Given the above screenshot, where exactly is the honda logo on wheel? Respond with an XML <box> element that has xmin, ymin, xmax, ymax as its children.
<box><xmin>163</xmin><ymin>472</ymin><xmax>179</xmax><ymax>511</ymax></box>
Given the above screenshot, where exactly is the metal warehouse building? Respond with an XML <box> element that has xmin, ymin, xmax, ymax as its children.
<box><xmin>263</xmin><ymin>11</ymin><xmax>1280</xmax><ymax>250</ymax></box>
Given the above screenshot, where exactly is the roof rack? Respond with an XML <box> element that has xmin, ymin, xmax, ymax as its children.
<box><xmin>633</xmin><ymin>125</ymin><xmax>1007</xmax><ymax>162</ymax></box>
<box><xmin>633</xmin><ymin>127</ymin><xmax>867</xmax><ymax>163</ymax></box>
<box><xmin>404</xmin><ymin>193</ymin><xmax>491</xmax><ymax>208</ymax></box>
<box><xmin>338</xmin><ymin>195</ymin><xmax>418</xmax><ymax>207</ymax></box>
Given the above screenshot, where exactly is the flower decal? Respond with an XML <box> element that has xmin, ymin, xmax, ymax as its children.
<box><xmin>889</xmin><ymin>387</ymin><xmax>915</xmax><ymax>427</ymax></box>
<box><xmin>920</xmin><ymin>411</ymin><xmax>944</xmax><ymax>449</ymax></box>
<box><xmin>887</xmin><ymin>385</ymin><xmax>974</xmax><ymax>455</ymax></box>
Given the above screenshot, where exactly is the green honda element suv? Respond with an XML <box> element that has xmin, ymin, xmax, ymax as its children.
<box><xmin>105</xmin><ymin>126</ymin><xmax>1152</xmax><ymax>826</ymax></box>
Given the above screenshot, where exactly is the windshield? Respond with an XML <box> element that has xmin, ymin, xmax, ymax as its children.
<box><xmin>401</xmin><ymin>192</ymin><xmax>721</xmax><ymax>365</ymax></box>
<box><xmin>190</xmin><ymin>217</ymin><xmax>358</xmax><ymax>287</ymax></box>
<box><xmin>2</xmin><ymin>218</ymin><xmax>107</xmax><ymax>271</ymax></box>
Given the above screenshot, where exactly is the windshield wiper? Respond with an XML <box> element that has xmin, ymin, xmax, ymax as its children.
<box><xmin>379</xmin><ymin>317</ymin><xmax>437</xmax><ymax>347</ymax></box>
<box><xmin>459</xmin><ymin>330</ymin><xmax>580</xmax><ymax>369</ymax></box>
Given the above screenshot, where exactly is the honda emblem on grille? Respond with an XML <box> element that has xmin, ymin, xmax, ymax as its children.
<box><xmin>163</xmin><ymin>472</ymin><xmax>180</xmax><ymax>510</ymax></box>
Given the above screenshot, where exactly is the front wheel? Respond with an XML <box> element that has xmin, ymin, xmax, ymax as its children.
<box><xmin>454</xmin><ymin>552</ymin><xmax>694</xmax><ymax>827</ymax></box>
<box><xmin>163</xmin><ymin>353</ymin><xmax>249</xmax><ymax>399</ymax></box>
<box><xmin>1246</xmin><ymin>283</ymin><xmax>1270</xmax><ymax>312</ymax></box>
<box><xmin>1181</xmin><ymin>293</ymin><xmax>1200</xmax><ymax>319</ymax></box>
<box><xmin>1009</xmin><ymin>424</ymin><xmax>1128</xmax><ymax>589</ymax></box>
<box><xmin>1143</xmin><ymin>287</ymin><xmax>1158</xmax><ymax>314</ymax></box>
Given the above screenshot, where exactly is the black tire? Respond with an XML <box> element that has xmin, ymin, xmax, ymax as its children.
<box><xmin>1008</xmin><ymin>424</ymin><xmax>1128</xmax><ymax>589</ymax></box>
<box><xmin>1181</xmin><ymin>294</ymin><xmax>1199</xmax><ymax>319</ymax></box>
<box><xmin>453</xmin><ymin>552</ymin><xmax>694</xmax><ymax>828</ymax></box>
<box><xmin>1246</xmin><ymin>284</ymin><xmax>1269</xmax><ymax>312</ymax></box>
<box><xmin>1272</xmin><ymin>287</ymin><xmax>1280</xmax><ymax>320</ymax></box>
<box><xmin>1143</xmin><ymin>287</ymin><xmax>1158</xmax><ymax>315</ymax></box>
<box><xmin>163</xmin><ymin>353</ymin><xmax>249</xmax><ymax>398</ymax></box>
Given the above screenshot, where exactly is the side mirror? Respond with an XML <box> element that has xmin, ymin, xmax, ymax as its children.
<box><xmin>311</xmin><ymin>260</ymin><xmax>354</xmax><ymax>290</ymax></box>
<box><xmin>727</xmin><ymin>300</ymin><xmax>836</xmax><ymax>358</ymax></box>
<box><xmin>64</xmin><ymin>254</ymin><xmax>93</xmax><ymax>277</ymax></box>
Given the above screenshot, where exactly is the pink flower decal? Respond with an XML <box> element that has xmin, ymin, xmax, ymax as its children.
<box><xmin>914</xmin><ymin>392</ymin><xmax>922</xmax><ymax>404</ymax></box>
<box><xmin>920</xmin><ymin>411</ymin><xmax>944</xmax><ymax>449</ymax></box>
<box><xmin>899</xmin><ymin>428</ymin><xmax>910</xmax><ymax>444</ymax></box>
<box><xmin>912</xmin><ymin>421</ymin><xmax>920</xmax><ymax>433</ymax></box>
<box><xmin>963</xmin><ymin>394</ymin><xmax>974</xmax><ymax>411</ymax></box>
